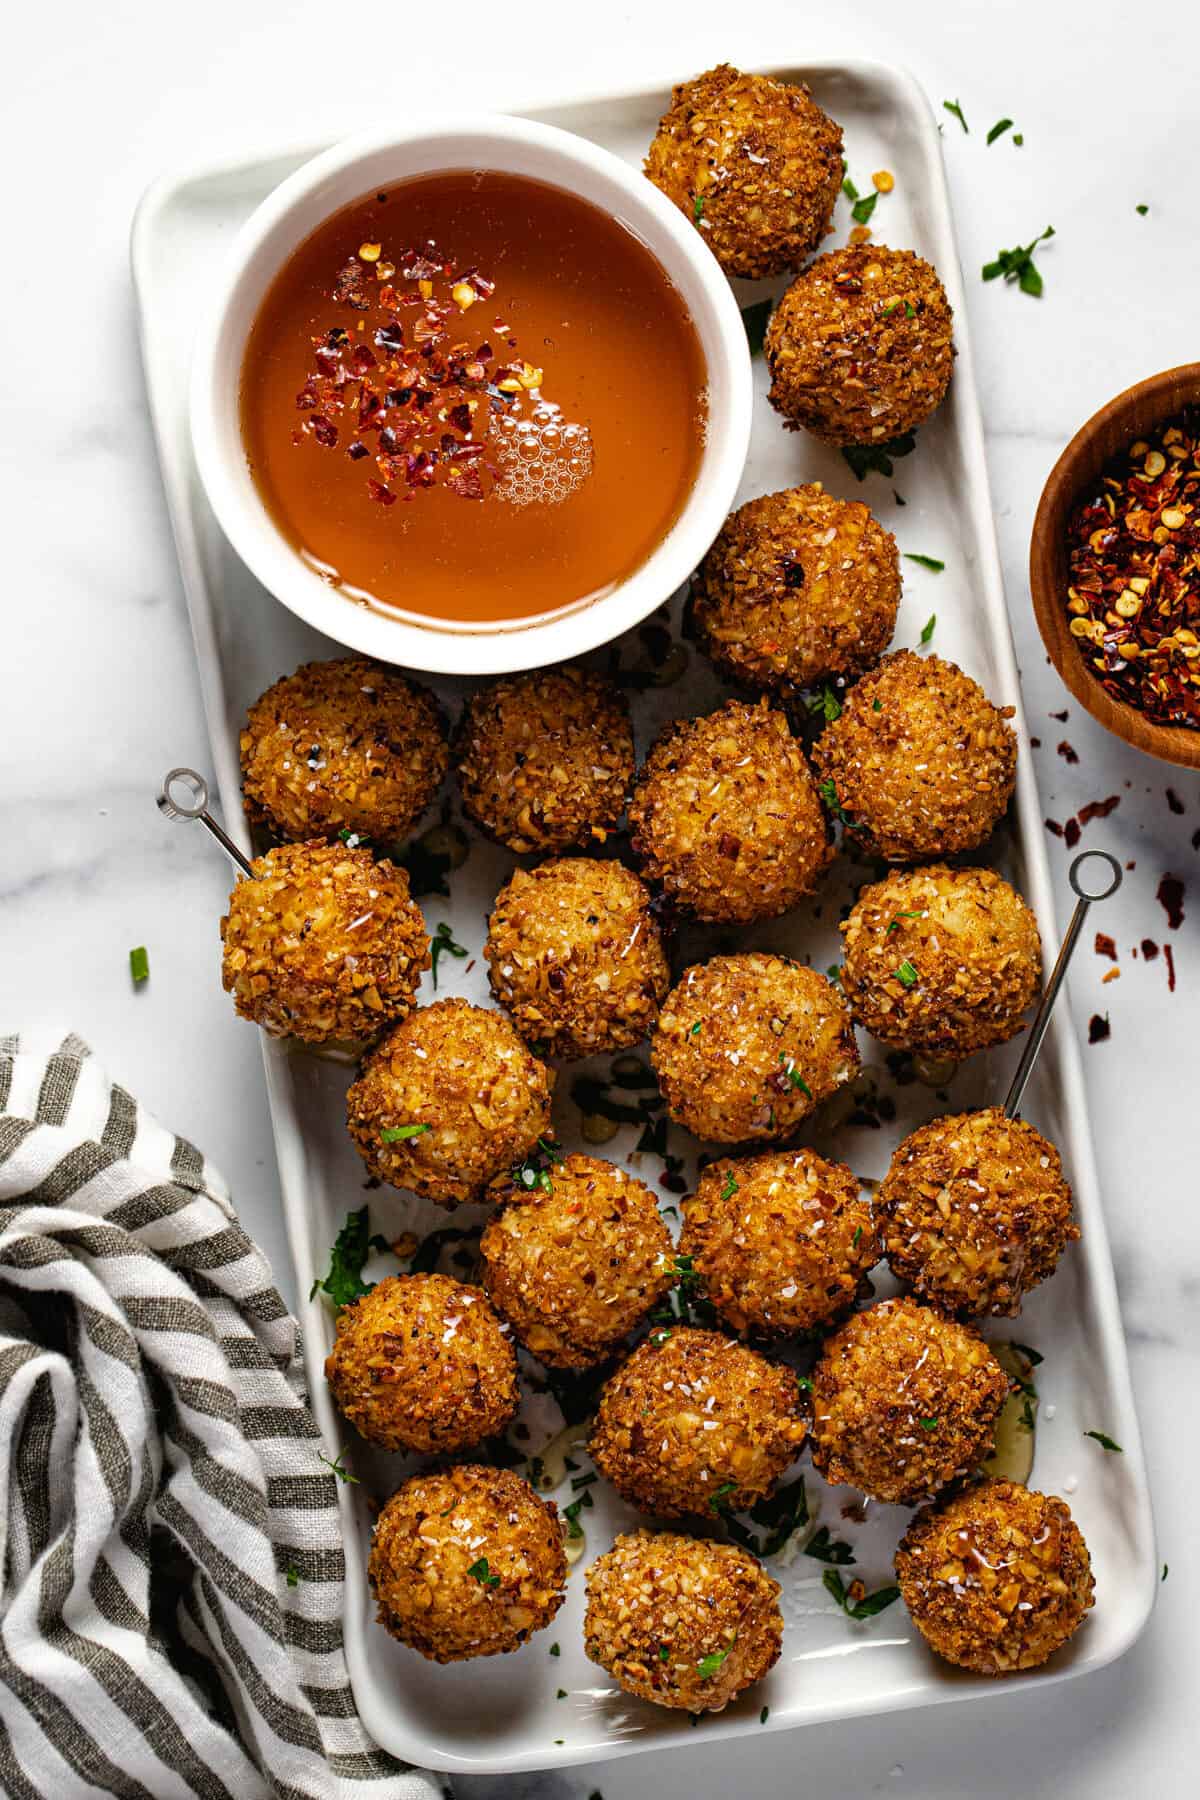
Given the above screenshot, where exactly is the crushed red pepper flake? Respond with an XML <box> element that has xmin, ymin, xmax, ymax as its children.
<box><xmin>1030</xmin><ymin>735</ymin><xmax>1042</xmax><ymax>748</ymax></box>
<box><xmin>1088</xmin><ymin>1013</ymin><xmax>1111</xmax><ymax>1044</ymax></box>
<box><xmin>1094</xmin><ymin>932</ymin><xmax>1117</xmax><ymax>961</ymax></box>
<box><xmin>1164</xmin><ymin>943</ymin><xmax>1177</xmax><ymax>991</ymax></box>
<box><xmin>1050</xmin><ymin>709</ymin><xmax>1069</xmax><ymax>722</ymax></box>
<box><xmin>1045</xmin><ymin>818</ymin><xmax>1064</xmax><ymax>838</ymax></box>
<box><xmin>1141</xmin><ymin>937</ymin><xmax>1160</xmax><ymax>961</ymax></box>
<box><xmin>1156</xmin><ymin>872</ymin><xmax>1185</xmax><ymax>929</ymax></box>
<box><xmin>1064</xmin><ymin>818</ymin><xmax>1081</xmax><ymax>848</ymax></box>
<box><xmin>1101</xmin><ymin>967</ymin><xmax>1120</xmax><ymax>984</ymax></box>
<box><xmin>1057</xmin><ymin>740</ymin><xmax>1079</xmax><ymax>763</ymax></box>
<box><xmin>1063</xmin><ymin>406</ymin><xmax>1200</xmax><ymax>728</ymax></box>
<box><xmin>1166</xmin><ymin>787</ymin><xmax>1185</xmax><ymax>814</ymax></box>
<box><xmin>1077</xmin><ymin>795</ymin><xmax>1121</xmax><ymax>828</ymax></box>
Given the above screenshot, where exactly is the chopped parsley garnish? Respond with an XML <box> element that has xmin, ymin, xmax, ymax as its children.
<box><xmin>285</xmin><ymin>1564</ymin><xmax>300</xmax><ymax>1588</ymax></box>
<box><xmin>549</xmin><ymin>1642</ymin><xmax>561</xmax><ymax>1656</ymax></box>
<box><xmin>337</xmin><ymin>826</ymin><xmax>368</xmax><ymax>848</ymax></box>
<box><xmin>1084</xmin><ymin>1430</ymin><xmax>1124</xmax><ymax>1453</ymax></box>
<box><xmin>720</xmin><ymin>1171</ymin><xmax>738</xmax><ymax>1201</ymax></box>
<box><xmin>741</xmin><ymin>298</ymin><xmax>772</xmax><ymax>355</ymax></box>
<box><xmin>693</xmin><ymin>194</ymin><xmax>705</xmax><ymax>223</ymax></box>
<box><xmin>709</xmin><ymin>1481</ymin><xmax>738</xmax><ymax>1515</ymax></box>
<box><xmin>895</xmin><ymin>959</ymin><xmax>919</xmax><ymax>989</ymax></box>
<box><xmin>779</xmin><ymin>1055</ymin><xmax>812</xmax><ymax>1098</ymax></box>
<box><xmin>697</xmin><ymin>1641</ymin><xmax>735</xmax><ymax>1681</ymax></box>
<box><xmin>650</xmin><ymin>1327</ymin><xmax>673</xmax><ymax>1346</ymax></box>
<box><xmin>760</xmin><ymin>1706</ymin><xmax>770</xmax><ymax>1724</ymax></box>
<box><xmin>986</xmin><ymin>118</ymin><xmax>1014</xmax><ymax>145</ymax></box>
<box><xmin>512</xmin><ymin>1136</ymin><xmax>563</xmax><ymax>1194</ymax></box>
<box><xmin>318</xmin><ymin>1446</ymin><xmax>359</xmax><ymax>1484</ymax></box>
<box><xmin>689</xmin><ymin>1020</ymin><xmax>702</xmax><ymax>1037</ymax></box>
<box><xmin>841</xmin><ymin>432</ymin><xmax>916</xmax><ymax>481</ymax></box>
<box><xmin>1013</xmin><ymin>133</ymin><xmax>1024</xmax><ymax>146</ymax></box>
<box><xmin>797</xmin><ymin>1375</ymin><xmax>813</xmax><ymax>1392</ymax></box>
<box><xmin>806</xmin><ymin>683</ymin><xmax>843</xmax><ymax>723</ymax></box>
<box><xmin>887</xmin><ymin>911</ymin><xmax>924</xmax><ymax>933</ymax></box>
<box><xmin>430</xmin><ymin>920</ymin><xmax>467</xmax><ymax>988</ymax></box>
<box><xmin>852</xmin><ymin>1225</ymin><xmax>863</xmax><ymax>1248</ymax></box>
<box><xmin>562</xmin><ymin>1498</ymin><xmax>588</xmax><ymax>1539</ymax></box>
<box><xmin>943</xmin><ymin>98</ymin><xmax>969</xmax><ymax>133</ymax></box>
<box><xmin>1162</xmin><ymin>1564</ymin><xmax>1169</xmax><ymax>1581</ymax></box>
<box><xmin>919</xmin><ymin>1417</ymin><xmax>940</xmax><ymax>1431</ymax></box>
<box><xmin>982</xmin><ymin>225</ymin><xmax>1056</xmax><ymax>297</ymax></box>
<box><xmin>803</xmin><ymin>1526</ymin><xmax>856</xmax><ymax>1565</ymax></box>
<box><xmin>850</xmin><ymin>191</ymin><xmax>877</xmax><ymax>226</ymax></box>
<box><xmin>826</xmin><ymin>964</ymin><xmax>842</xmax><ymax>984</ymax></box>
<box><xmin>556</xmin><ymin>1689</ymin><xmax>567</xmax><ymax>1700</ymax></box>
<box><xmin>570</xmin><ymin>1472</ymin><xmax>597</xmax><ymax>1492</ymax></box>
<box><xmin>467</xmin><ymin>1557</ymin><xmax>500</xmax><ymax>1587</ymax></box>
<box><xmin>872</xmin><ymin>698</ymin><xmax>883</xmax><ymax>711</ymax></box>
<box><xmin>919</xmin><ymin>614</ymin><xmax>937</xmax><ymax>645</ymax></box>
<box><xmin>1136</xmin><ymin>203</ymin><xmax>1149</xmax><ymax>216</ymax></box>
<box><xmin>824</xmin><ymin>1569</ymin><xmax>902</xmax><ymax>1620</ymax></box>
<box><xmin>380</xmin><ymin>1122</ymin><xmax>430</xmax><ymax>1143</ymax></box>
<box><xmin>882</xmin><ymin>299</ymin><xmax>917</xmax><ymax>320</ymax></box>
<box><xmin>659</xmin><ymin>1644</ymin><xmax>670</xmax><ymax>1662</ymax></box>
<box><xmin>818</xmin><ymin>777</ymin><xmax>858</xmax><ymax>828</ymax></box>
<box><xmin>309</xmin><ymin>1205</ymin><xmax>387</xmax><ymax>1308</ymax></box>
<box><xmin>905</xmin><ymin>554</ymin><xmax>945</xmax><ymax>572</ymax></box>
<box><xmin>129</xmin><ymin>945</ymin><xmax>150</xmax><ymax>985</ymax></box>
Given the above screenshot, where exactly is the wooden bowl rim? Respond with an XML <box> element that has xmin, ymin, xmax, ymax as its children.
<box><xmin>1029</xmin><ymin>361</ymin><xmax>1200</xmax><ymax>770</ymax></box>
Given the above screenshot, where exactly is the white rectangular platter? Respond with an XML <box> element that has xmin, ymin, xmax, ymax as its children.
<box><xmin>132</xmin><ymin>58</ymin><xmax>1156</xmax><ymax>1777</ymax></box>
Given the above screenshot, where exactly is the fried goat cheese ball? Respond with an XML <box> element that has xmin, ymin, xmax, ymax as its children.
<box><xmin>346</xmin><ymin>998</ymin><xmax>554</xmax><ymax>1206</ymax></box>
<box><xmin>811</xmin><ymin>650</ymin><xmax>1018</xmax><ymax>862</ymax></box>
<box><xmin>896</xmin><ymin>1479</ymin><xmax>1095</xmax><ymax>1674</ymax></box>
<box><xmin>688</xmin><ymin>484</ymin><xmax>902</xmax><ymax>695</ymax></box>
<box><xmin>481</xmin><ymin>1155</ymin><xmax>675</xmax><ymax>1368</ymax></box>
<box><xmin>585</xmin><ymin>1530</ymin><xmax>783</xmax><ymax>1712</ymax></box>
<box><xmin>765</xmin><ymin>244</ymin><xmax>955</xmax><ymax>444</ymax></box>
<box><xmin>809</xmin><ymin>1296</ymin><xmax>1009</xmax><ymax>1505</ymax></box>
<box><xmin>651</xmin><ymin>954</ymin><xmax>860</xmax><ymax>1145</ymax></box>
<box><xmin>484</xmin><ymin>859</ymin><xmax>669</xmax><ymax>1059</ymax></box>
<box><xmin>239</xmin><ymin>657</ymin><xmax>449</xmax><ymax>846</ymax></box>
<box><xmin>839</xmin><ymin>865</ymin><xmax>1042</xmax><ymax>1058</ymax></box>
<box><xmin>369</xmin><ymin>1464</ymin><xmax>567</xmax><ymax>1663</ymax></box>
<box><xmin>590</xmin><ymin>1327</ymin><xmax>807</xmax><ymax>1518</ymax></box>
<box><xmin>876</xmin><ymin>1107</ymin><xmax>1078</xmax><ymax>1316</ymax></box>
<box><xmin>325</xmin><ymin>1273</ymin><xmax>517</xmax><ymax>1453</ymax></box>
<box><xmin>455</xmin><ymin>667</ymin><xmax>634</xmax><ymax>855</ymax></box>
<box><xmin>220</xmin><ymin>841</ymin><xmax>429</xmax><ymax>1044</ymax></box>
<box><xmin>680</xmin><ymin>1148</ymin><xmax>878</xmax><ymax>1339</ymax></box>
<box><xmin>628</xmin><ymin>700</ymin><xmax>832</xmax><ymax>924</ymax></box>
<box><xmin>644</xmin><ymin>63</ymin><xmax>843</xmax><ymax>279</ymax></box>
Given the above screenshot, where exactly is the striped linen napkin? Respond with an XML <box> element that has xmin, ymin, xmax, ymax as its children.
<box><xmin>0</xmin><ymin>1030</ymin><xmax>438</xmax><ymax>1800</ymax></box>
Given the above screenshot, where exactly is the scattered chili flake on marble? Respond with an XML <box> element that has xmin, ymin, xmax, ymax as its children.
<box><xmin>1063</xmin><ymin>407</ymin><xmax>1200</xmax><ymax>728</ymax></box>
<box><xmin>1050</xmin><ymin>709</ymin><xmax>1069</xmax><ymax>722</ymax></box>
<box><xmin>1166</xmin><ymin>787</ymin><xmax>1185</xmax><ymax>814</ymax></box>
<box><xmin>1156</xmin><ymin>872</ymin><xmax>1185</xmax><ymax>929</ymax></box>
<box><xmin>1088</xmin><ymin>1014</ymin><xmax>1111</xmax><ymax>1044</ymax></box>
<box><xmin>1057</xmin><ymin>740</ymin><xmax>1079</xmax><ymax>763</ymax></box>
<box><xmin>1101</xmin><ymin>967</ymin><xmax>1120</xmax><ymax>983</ymax></box>
<box><xmin>1094</xmin><ymin>932</ymin><xmax>1117</xmax><ymax>961</ymax></box>
<box><xmin>1077</xmin><ymin>795</ymin><xmax>1121</xmax><ymax>829</ymax></box>
<box><xmin>1045</xmin><ymin>818</ymin><xmax>1064</xmax><ymax>838</ymax></box>
<box><xmin>1164</xmin><ymin>943</ymin><xmax>1177</xmax><ymax>991</ymax></box>
<box><xmin>1064</xmin><ymin>818</ymin><xmax>1082</xmax><ymax>848</ymax></box>
<box><xmin>1030</xmin><ymin>735</ymin><xmax>1042</xmax><ymax>748</ymax></box>
<box><xmin>1141</xmin><ymin>937</ymin><xmax>1159</xmax><ymax>961</ymax></box>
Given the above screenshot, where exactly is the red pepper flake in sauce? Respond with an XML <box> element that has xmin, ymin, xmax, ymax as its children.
<box><xmin>1057</xmin><ymin>740</ymin><xmax>1079</xmax><ymax>763</ymax></box>
<box><xmin>1164</xmin><ymin>943</ymin><xmax>1177</xmax><ymax>991</ymax></box>
<box><xmin>1094</xmin><ymin>932</ymin><xmax>1117</xmax><ymax>961</ymax></box>
<box><xmin>1156</xmin><ymin>872</ymin><xmax>1185</xmax><ymax>929</ymax></box>
<box><xmin>1063</xmin><ymin>406</ymin><xmax>1200</xmax><ymax>728</ymax></box>
<box><xmin>1088</xmin><ymin>1013</ymin><xmax>1111</xmax><ymax>1044</ymax></box>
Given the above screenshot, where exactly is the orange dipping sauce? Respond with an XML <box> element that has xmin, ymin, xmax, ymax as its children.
<box><xmin>239</xmin><ymin>171</ymin><xmax>708</xmax><ymax>626</ymax></box>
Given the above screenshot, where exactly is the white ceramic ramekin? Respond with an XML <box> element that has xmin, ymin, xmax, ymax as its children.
<box><xmin>189</xmin><ymin>115</ymin><xmax>752</xmax><ymax>676</ymax></box>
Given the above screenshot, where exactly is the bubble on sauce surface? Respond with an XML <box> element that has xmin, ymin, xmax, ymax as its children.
<box><xmin>494</xmin><ymin>401</ymin><xmax>594</xmax><ymax>508</ymax></box>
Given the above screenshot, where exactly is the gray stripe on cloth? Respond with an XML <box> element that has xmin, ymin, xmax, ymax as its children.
<box><xmin>100</xmin><ymin>1084</ymin><xmax>138</xmax><ymax>1158</ymax></box>
<box><xmin>34</xmin><ymin>1035</ymin><xmax>90</xmax><ymax>1127</ymax></box>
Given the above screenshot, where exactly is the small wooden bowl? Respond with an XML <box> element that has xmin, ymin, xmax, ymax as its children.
<box><xmin>1029</xmin><ymin>362</ymin><xmax>1200</xmax><ymax>769</ymax></box>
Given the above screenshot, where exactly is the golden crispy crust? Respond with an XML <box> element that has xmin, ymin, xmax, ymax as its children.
<box><xmin>876</xmin><ymin>1107</ymin><xmax>1078</xmax><ymax>1316</ymax></box>
<box><xmin>839</xmin><ymin>865</ymin><xmax>1042</xmax><ymax>1057</ymax></box>
<box><xmin>481</xmin><ymin>1154</ymin><xmax>675</xmax><ymax>1367</ymax></box>
<box><xmin>455</xmin><ymin>667</ymin><xmax>634</xmax><ymax>855</ymax></box>
<box><xmin>810</xmin><ymin>1296</ymin><xmax>1009</xmax><ymax>1505</ymax></box>
<box><xmin>368</xmin><ymin>1464</ymin><xmax>567</xmax><ymax>1662</ymax></box>
<box><xmin>629</xmin><ymin>700</ymin><xmax>833</xmax><ymax>924</ymax></box>
<box><xmin>590</xmin><ymin>1326</ymin><xmax>807</xmax><ymax>1518</ymax></box>
<box><xmin>219</xmin><ymin>841</ymin><xmax>429</xmax><ymax>1044</ymax></box>
<box><xmin>584</xmin><ymin>1528</ymin><xmax>783</xmax><ymax>1711</ymax></box>
<box><xmin>689</xmin><ymin>484</ymin><xmax>901</xmax><ymax>694</ymax></box>
<box><xmin>324</xmin><ymin>1273</ymin><xmax>518</xmax><ymax>1453</ymax></box>
<box><xmin>644</xmin><ymin>64</ymin><xmax>843</xmax><ymax>279</ymax></box>
<box><xmin>240</xmin><ymin>657</ymin><xmax>448</xmax><ymax>845</ymax></box>
<box><xmin>765</xmin><ymin>244</ymin><xmax>955</xmax><ymax>443</ymax></box>
<box><xmin>484</xmin><ymin>859</ymin><xmax>669</xmax><ymax>1059</ymax></box>
<box><xmin>895</xmin><ymin>1479</ymin><xmax>1094</xmax><ymax>1674</ymax></box>
<box><xmin>346</xmin><ymin>998</ymin><xmax>554</xmax><ymax>1206</ymax></box>
<box><xmin>811</xmin><ymin>650</ymin><xmax>1018</xmax><ymax>862</ymax></box>
<box><xmin>680</xmin><ymin>1148</ymin><xmax>877</xmax><ymax>1338</ymax></box>
<box><xmin>651</xmin><ymin>953</ymin><xmax>860</xmax><ymax>1144</ymax></box>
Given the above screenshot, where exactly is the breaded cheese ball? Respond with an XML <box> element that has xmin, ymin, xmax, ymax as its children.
<box><xmin>896</xmin><ymin>1479</ymin><xmax>1095</xmax><ymax>1674</ymax></box>
<box><xmin>680</xmin><ymin>1148</ymin><xmax>878</xmax><ymax>1339</ymax></box>
<box><xmin>765</xmin><ymin>245</ymin><xmax>955</xmax><ymax>444</ymax></box>
<box><xmin>455</xmin><ymin>667</ymin><xmax>634</xmax><ymax>855</ymax></box>
<box><xmin>369</xmin><ymin>1464</ymin><xmax>566</xmax><ymax>1663</ymax></box>
<box><xmin>590</xmin><ymin>1327</ymin><xmax>807</xmax><ymax>1518</ymax></box>
<box><xmin>689</xmin><ymin>484</ymin><xmax>901</xmax><ymax>694</ymax></box>
<box><xmin>220</xmin><ymin>841</ymin><xmax>429</xmax><ymax>1044</ymax></box>
<box><xmin>585</xmin><ymin>1530</ymin><xmax>783</xmax><ymax>1712</ymax></box>
<box><xmin>811</xmin><ymin>650</ymin><xmax>1018</xmax><ymax>862</ymax></box>
<box><xmin>644</xmin><ymin>63</ymin><xmax>843</xmax><ymax>279</ymax></box>
<box><xmin>325</xmin><ymin>1273</ymin><xmax>517</xmax><ymax>1453</ymax></box>
<box><xmin>628</xmin><ymin>700</ymin><xmax>832</xmax><ymax>924</ymax></box>
<box><xmin>240</xmin><ymin>657</ymin><xmax>448</xmax><ymax>846</ymax></box>
<box><xmin>651</xmin><ymin>954</ymin><xmax>860</xmax><ymax>1144</ymax></box>
<box><xmin>481</xmin><ymin>1154</ymin><xmax>675</xmax><ymax>1367</ymax></box>
<box><xmin>839</xmin><ymin>865</ymin><xmax>1042</xmax><ymax>1058</ymax></box>
<box><xmin>876</xmin><ymin>1107</ymin><xmax>1078</xmax><ymax>1316</ymax></box>
<box><xmin>346</xmin><ymin>999</ymin><xmax>553</xmax><ymax>1206</ymax></box>
<box><xmin>810</xmin><ymin>1296</ymin><xmax>1009</xmax><ymax>1504</ymax></box>
<box><xmin>485</xmin><ymin>859</ymin><xmax>669</xmax><ymax>1059</ymax></box>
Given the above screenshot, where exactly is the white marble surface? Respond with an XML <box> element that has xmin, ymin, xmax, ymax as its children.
<box><xmin>3</xmin><ymin>0</ymin><xmax>1197</xmax><ymax>1793</ymax></box>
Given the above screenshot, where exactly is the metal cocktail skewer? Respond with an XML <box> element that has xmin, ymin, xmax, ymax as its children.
<box><xmin>1004</xmin><ymin>848</ymin><xmax>1123</xmax><ymax>1119</ymax></box>
<box><xmin>157</xmin><ymin>767</ymin><xmax>256</xmax><ymax>880</ymax></box>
